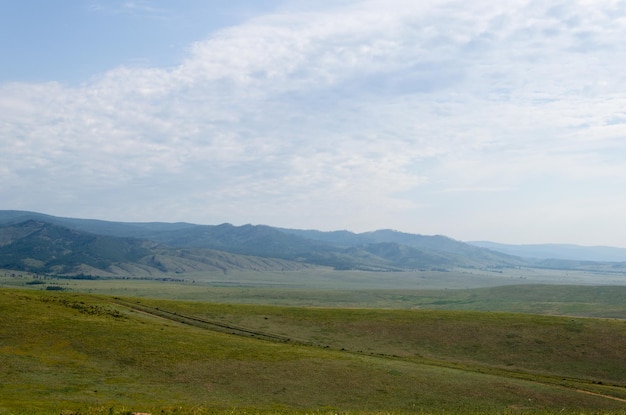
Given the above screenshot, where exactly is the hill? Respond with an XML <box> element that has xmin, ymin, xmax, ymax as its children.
<box><xmin>283</xmin><ymin>227</ymin><xmax>526</xmax><ymax>268</ymax></box>
<box><xmin>0</xmin><ymin>220</ymin><xmax>310</xmax><ymax>276</ymax></box>
<box><xmin>2</xmin><ymin>288</ymin><xmax>626</xmax><ymax>414</ymax></box>
<box><xmin>4</xmin><ymin>210</ymin><xmax>626</xmax><ymax>275</ymax></box>
<box><xmin>0</xmin><ymin>209</ymin><xmax>196</xmax><ymax>237</ymax></box>
<box><xmin>0</xmin><ymin>211</ymin><xmax>530</xmax><ymax>273</ymax></box>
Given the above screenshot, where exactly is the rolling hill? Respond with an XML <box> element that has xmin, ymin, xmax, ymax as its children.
<box><xmin>2</xmin><ymin>288</ymin><xmax>626</xmax><ymax>414</ymax></box>
<box><xmin>0</xmin><ymin>211</ymin><xmax>528</xmax><ymax>274</ymax></box>
<box><xmin>3</xmin><ymin>210</ymin><xmax>625</xmax><ymax>277</ymax></box>
<box><xmin>0</xmin><ymin>220</ymin><xmax>311</xmax><ymax>276</ymax></box>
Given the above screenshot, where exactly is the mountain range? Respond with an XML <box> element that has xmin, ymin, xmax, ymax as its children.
<box><xmin>0</xmin><ymin>210</ymin><xmax>624</xmax><ymax>277</ymax></box>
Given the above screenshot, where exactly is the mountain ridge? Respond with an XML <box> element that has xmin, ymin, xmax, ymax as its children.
<box><xmin>2</xmin><ymin>210</ymin><xmax>624</xmax><ymax>277</ymax></box>
<box><xmin>0</xmin><ymin>219</ymin><xmax>312</xmax><ymax>276</ymax></box>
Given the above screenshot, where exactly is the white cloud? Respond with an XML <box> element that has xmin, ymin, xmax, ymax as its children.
<box><xmin>88</xmin><ymin>0</ymin><xmax>170</xmax><ymax>19</ymax></box>
<box><xmin>2</xmin><ymin>0</ymin><xmax>626</xmax><ymax>244</ymax></box>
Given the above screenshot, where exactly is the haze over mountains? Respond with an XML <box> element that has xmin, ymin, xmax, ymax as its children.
<box><xmin>1</xmin><ymin>210</ymin><xmax>625</xmax><ymax>277</ymax></box>
<box><xmin>468</xmin><ymin>240</ymin><xmax>626</xmax><ymax>262</ymax></box>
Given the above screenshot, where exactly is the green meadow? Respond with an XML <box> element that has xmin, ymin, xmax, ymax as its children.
<box><xmin>2</xmin><ymin>268</ymin><xmax>625</xmax><ymax>318</ymax></box>
<box><xmin>1</xmin><ymin>269</ymin><xmax>626</xmax><ymax>414</ymax></box>
<box><xmin>2</xmin><ymin>267</ymin><xmax>626</xmax><ymax>313</ymax></box>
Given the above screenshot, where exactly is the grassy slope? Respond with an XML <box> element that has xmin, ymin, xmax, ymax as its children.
<box><xmin>2</xmin><ymin>289</ymin><xmax>626</xmax><ymax>414</ymax></box>
<box><xmin>132</xmin><ymin>297</ymin><xmax>626</xmax><ymax>385</ymax></box>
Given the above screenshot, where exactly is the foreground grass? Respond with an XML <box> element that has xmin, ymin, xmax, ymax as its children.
<box><xmin>1</xmin><ymin>289</ymin><xmax>626</xmax><ymax>414</ymax></box>
<box><xmin>131</xmin><ymin>297</ymin><xmax>626</xmax><ymax>385</ymax></box>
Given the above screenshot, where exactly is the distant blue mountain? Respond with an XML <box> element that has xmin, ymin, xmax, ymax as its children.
<box><xmin>0</xmin><ymin>210</ymin><xmax>524</xmax><ymax>272</ymax></box>
<box><xmin>3</xmin><ymin>210</ymin><xmax>624</xmax><ymax>277</ymax></box>
<box><xmin>468</xmin><ymin>241</ymin><xmax>626</xmax><ymax>262</ymax></box>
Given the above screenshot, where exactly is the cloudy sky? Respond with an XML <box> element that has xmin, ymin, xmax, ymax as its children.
<box><xmin>2</xmin><ymin>1</ymin><xmax>626</xmax><ymax>246</ymax></box>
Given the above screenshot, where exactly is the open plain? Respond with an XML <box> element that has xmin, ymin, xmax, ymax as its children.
<box><xmin>1</xmin><ymin>268</ymin><xmax>625</xmax><ymax>414</ymax></box>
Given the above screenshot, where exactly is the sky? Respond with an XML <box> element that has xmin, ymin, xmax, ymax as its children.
<box><xmin>2</xmin><ymin>0</ymin><xmax>626</xmax><ymax>247</ymax></box>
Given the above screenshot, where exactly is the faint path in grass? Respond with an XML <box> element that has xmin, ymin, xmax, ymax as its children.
<box><xmin>576</xmin><ymin>389</ymin><xmax>626</xmax><ymax>403</ymax></box>
<box><xmin>107</xmin><ymin>297</ymin><xmax>308</xmax><ymax>345</ymax></box>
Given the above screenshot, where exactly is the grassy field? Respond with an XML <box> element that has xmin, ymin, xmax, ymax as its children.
<box><xmin>2</xmin><ymin>268</ymin><xmax>626</xmax><ymax>318</ymax></box>
<box><xmin>1</xmin><ymin>288</ymin><xmax>626</xmax><ymax>414</ymax></box>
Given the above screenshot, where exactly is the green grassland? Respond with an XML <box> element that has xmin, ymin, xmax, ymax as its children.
<box><xmin>2</xmin><ymin>268</ymin><xmax>625</xmax><ymax>318</ymax></box>
<box><xmin>1</xmin><ymin>288</ymin><xmax>626</xmax><ymax>414</ymax></box>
